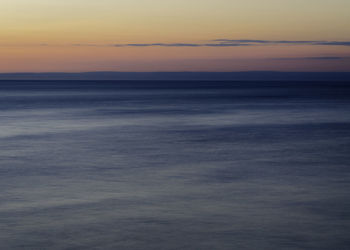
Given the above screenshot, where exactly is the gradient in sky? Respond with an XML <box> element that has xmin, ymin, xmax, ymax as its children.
<box><xmin>1</xmin><ymin>0</ymin><xmax>350</xmax><ymax>72</ymax></box>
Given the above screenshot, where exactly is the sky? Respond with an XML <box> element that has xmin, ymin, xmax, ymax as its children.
<box><xmin>1</xmin><ymin>0</ymin><xmax>350</xmax><ymax>72</ymax></box>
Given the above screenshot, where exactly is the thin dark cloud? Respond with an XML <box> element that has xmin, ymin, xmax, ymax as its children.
<box><xmin>213</xmin><ymin>39</ymin><xmax>272</xmax><ymax>44</ymax></box>
<box><xmin>273</xmin><ymin>56</ymin><xmax>350</xmax><ymax>61</ymax></box>
<box><xmin>213</xmin><ymin>39</ymin><xmax>350</xmax><ymax>46</ymax></box>
<box><xmin>202</xmin><ymin>43</ymin><xmax>251</xmax><ymax>47</ymax></box>
<box><xmin>113</xmin><ymin>43</ymin><xmax>249</xmax><ymax>47</ymax></box>
<box><xmin>123</xmin><ymin>43</ymin><xmax>203</xmax><ymax>47</ymax></box>
<box><xmin>315</xmin><ymin>41</ymin><xmax>350</xmax><ymax>46</ymax></box>
<box><xmin>2</xmin><ymin>40</ymin><xmax>350</xmax><ymax>48</ymax></box>
<box><xmin>105</xmin><ymin>40</ymin><xmax>350</xmax><ymax>47</ymax></box>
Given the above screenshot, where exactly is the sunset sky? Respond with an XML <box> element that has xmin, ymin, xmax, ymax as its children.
<box><xmin>1</xmin><ymin>0</ymin><xmax>350</xmax><ymax>72</ymax></box>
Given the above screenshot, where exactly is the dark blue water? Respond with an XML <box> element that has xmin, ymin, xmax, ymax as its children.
<box><xmin>1</xmin><ymin>81</ymin><xmax>350</xmax><ymax>250</ymax></box>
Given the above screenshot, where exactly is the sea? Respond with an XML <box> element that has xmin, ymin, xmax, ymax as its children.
<box><xmin>0</xmin><ymin>80</ymin><xmax>349</xmax><ymax>250</ymax></box>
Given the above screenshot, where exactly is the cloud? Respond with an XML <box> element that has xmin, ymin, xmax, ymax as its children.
<box><xmin>273</xmin><ymin>56</ymin><xmax>350</xmax><ymax>61</ymax></box>
<box><xmin>2</xmin><ymin>40</ymin><xmax>350</xmax><ymax>48</ymax></box>
<box><xmin>117</xmin><ymin>43</ymin><xmax>203</xmax><ymax>47</ymax></box>
<box><xmin>315</xmin><ymin>41</ymin><xmax>350</xmax><ymax>46</ymax></box>
<box><xmin>69</xmin><ymin>40</ymin><xmax>350</xmax><ymax>48</ymax></box>
<box><xmin>101</xmin><ymin>40</ymin><xmax>350</xmax><ymax>47</ymax></box>
<box><xmin>213</xmin><ymin>39</ymin><xmax>272</xmax><ymax>44</ymax></box>
<box><xmin>212</xmin><ymin>39</ymin><xmax>350</xmax><ymax>46</ymax></box>
<box><xmin>112</xmin><ymin>42</ymin><xmax>250</xmax><ymax>47</ymax></box>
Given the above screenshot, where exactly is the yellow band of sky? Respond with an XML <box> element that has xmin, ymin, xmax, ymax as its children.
<box><xmin>1</xmin><ymin>0</ymin><xmax>350</xmax><ymax>72</ymax></box>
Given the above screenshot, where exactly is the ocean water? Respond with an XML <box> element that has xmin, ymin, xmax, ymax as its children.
<box><xmin>0</xmin><ymin>81</ymin><xmax>349</xmax><ymax>250</ymax></box>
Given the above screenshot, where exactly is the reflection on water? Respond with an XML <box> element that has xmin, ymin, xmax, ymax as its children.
<box><xmin>0</xmin><ymin>81</ymin><xmax>350</xmax><ymax>250</ymax></box>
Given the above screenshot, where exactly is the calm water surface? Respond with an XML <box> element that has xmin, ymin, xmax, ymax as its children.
<box><xmin>0</xmin><ymin>81</ymin><xmax>349</xmax><ymax>250</ymax></box>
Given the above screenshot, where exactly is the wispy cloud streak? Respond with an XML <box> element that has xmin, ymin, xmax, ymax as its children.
<box><xmin>2</xmin><ymin>40</ymin><xmax>350</xmax><ymax>48</ymax></box>
<box><xmin>111</xmin><ymin>40</ymin><xmax>350</xmax><ymax>47</ymax></box>
<box><xmin>213</xmin><ymin>39</ymin><xmax>350</xmax><ymax>46</ymax></box>
<box><xmin>112</xmin><ymin>43</ymin><xmax>251</xmax><ymax>47</ymax></box>
<box><xmin>272</xmin><ymin>56</ymin><xmax>350</xmax><ymax>61</ymax></box>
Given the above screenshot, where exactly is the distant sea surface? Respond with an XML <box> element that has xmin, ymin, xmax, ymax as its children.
<box><xmin>0</xmin><ymin>81</ymin><xmax>349</xmax><ymax>250</ymax></box>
